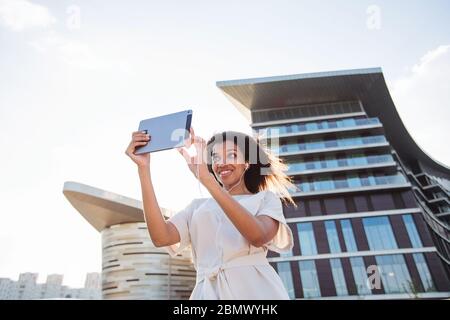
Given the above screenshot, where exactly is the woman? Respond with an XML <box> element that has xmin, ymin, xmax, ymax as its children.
<box><xmin>125</xmin><ymin>127</ymin><xmax>297</xmax><ymax>299</ymax></box>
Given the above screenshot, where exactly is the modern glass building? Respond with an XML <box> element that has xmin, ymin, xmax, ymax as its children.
<box><xmin>217</xmin><ymin>68</ymin><xmax>450</xmax><ymax>299</ymax></box>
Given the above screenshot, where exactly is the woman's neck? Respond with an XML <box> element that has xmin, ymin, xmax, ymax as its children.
<box><xmin>225</xmin><ymin>183</ymin><xmax>252</xmax><ymax>195</ymax></box>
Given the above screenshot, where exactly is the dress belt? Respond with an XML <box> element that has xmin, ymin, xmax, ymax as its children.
<box><xmin>194</xmin><ymin>252</ymin><xmax>270</xmax><ymax>299</ymax></box>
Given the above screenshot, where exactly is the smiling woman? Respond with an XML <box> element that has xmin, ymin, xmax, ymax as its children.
<box><xmin>125</xmin><ymin>128</ymin><xmax>298</xmax><ymax>299</ymax></box>
<box><xmin>205</xmin><ymin>131</ymin><xmax>297</xmax><ymax>204</ymax></box>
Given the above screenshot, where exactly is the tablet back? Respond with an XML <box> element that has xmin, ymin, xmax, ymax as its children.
<box><xmin>135</xmin><ymin>109</ymin><xmax>192</xmax><ymax>154</ymax></box>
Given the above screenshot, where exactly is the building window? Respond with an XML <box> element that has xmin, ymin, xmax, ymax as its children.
<box><xmin>330</xmin><ymin>259</ymin><xmax>348</xmax><ymax>296</ymax></box>
<box><xmin>306</xmin><ymin>122</ymin><xmax>318</xmax><ymax>131</ymax></box>
<box><xmin>280</xmin><ymin>249</ymin><xmax>294</xmax><ymax>258</ymax></box>
<box><xmin>298</xmin><ymin>260</ymin><xmax>321</xmax><ymax>298</ymax></box>
<box><xmin>348</xmin><ymin>173</ymin><xmax>362</xmax><ymax>188</ymax></box>
<box><xmin>325</xmin><ymin>155</ymin><xmax>338</xmax><ymax>168</ymax></box>
<box><xmin>340</xmin><ymin>219</ymin><xmax>358</xmax><ymax>252</ymax></box>
<box><xmin>413</xmin><ymin>253</ymin><xmax>436</xmax><ymax>292</ymax></box>
<box><xmin>334</xmin><ymin>177</ymin><xmax>349</xmax><ymax>189</ymax></box>
<box><xmin>297</xmin><ymin>222</ymin><xmax>318</xmax><ymax>256</ymax></box>
<box><xmin>258</xmin><ymin>117</ymin><xmax>380</xmax><ymax>136</ymax></box>
<box><xmin>349</xmin><ymin>257</ymin><xmax>372</xmax><ymax>295</ymax></box>
<box><xmin>437</xmin><ymin>203</ymin><xmax>450</xmax><ymax>213</ymax></box>
<box><xmin>328</xmin><ymin>120</ymin><xmax>337</xmax><ymax>128</ymax></box>
<box><xmin>362</xmin><ymin>216</ymin><xmax>398</xmax><ymax>250</ymax></box>
<box><xmin>349</xmin><ymin>153</ymin><xmax>368</xmax><ymax>166</ymax></box>
<box><xmin>286</xmin><ymin>153</ymin><xmax>393</xmax><ymax>175</ymax></box>
<box><xmin>325</xmin><ymin>221</ymin><xmax>341</xmax><ymax>253</ymax></box>
<box><xmin>295</xmin><ymin>173</ymin><xmax>406</xmax><ymax>193</ymax></box>
<box><xmin>402</xmin><ymin>215</ymin><xmax>423</xmax><ymax>248</ymax></box>
<box><xmin>277</xmin><ymin>262</ymin><xmax>295</xmax><ymax>299</ymax></box>
<box><xmin>277</xmin><ymin>135</ymin><xmax>387</xmax><ymax>154</ymax></box>
<box><xmin>375</xmin><ymin>254</ymin><xmax>412</xmax><ymax>294</ymax></box>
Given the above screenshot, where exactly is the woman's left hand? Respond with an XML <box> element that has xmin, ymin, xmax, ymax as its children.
<box><xmin>177</xmin><ymin>127</ymin><xmax>215</xmax><ymax>185</ymax></box>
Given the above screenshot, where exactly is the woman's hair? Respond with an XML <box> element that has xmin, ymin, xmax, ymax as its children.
<box><xmin>206</xmin><ymin>130</ymin><xmax>297</xmax><ymax>207</ymax></box>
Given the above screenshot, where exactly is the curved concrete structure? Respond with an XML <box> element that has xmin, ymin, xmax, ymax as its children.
<box><xmin>63</xmin><ymin>181</ymin><xmax>196</xmax><ymax>299</ymax></box>
<box><xmin>102</xmin><ymin>222</ymin><xmax>195</xmax><ymax>299</ymax></box>
<box><xmin>63</xmin><ymin>181</ymin><xmax>147</xmax><ymax>232</ymax></box>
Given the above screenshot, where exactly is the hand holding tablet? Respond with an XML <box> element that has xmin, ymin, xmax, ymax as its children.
<box><xmin>135</xmin><ymin>109</ymin><xmax>193</xmax><ymax>154</ymax></box>
<box><xmin>125</xmin><ymin>109</ymin><xmax>193</xmax><ymax>168</ymax></box>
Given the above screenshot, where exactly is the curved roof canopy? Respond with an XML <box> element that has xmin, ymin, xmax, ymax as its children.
<box><xmin>216</xmin><ymin>68</ymin><xmax>449</xmax><ymax>179</ymax></box>
<box><xmin>63</xmin><ymin>181</ymin><xmax>173</xmax><ymax>232</ymax></box>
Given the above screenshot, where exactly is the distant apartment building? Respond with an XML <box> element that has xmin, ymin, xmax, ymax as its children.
<box><xmin>0</xmin><ymin>272</ymin><xmax>101</xmax><ymax>300</ymax></box>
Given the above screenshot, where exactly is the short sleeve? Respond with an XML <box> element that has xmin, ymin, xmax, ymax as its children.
<box><xmin>164</xmin><ymin>199</ymin><xmax>197</xmax><ymax>257</ymax></box>
<box><xmin>256</xmin><ymin>190</ymin><xmax>294</xmax><ymax>253</ymax></box>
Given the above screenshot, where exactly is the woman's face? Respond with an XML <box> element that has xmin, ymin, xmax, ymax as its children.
<box><xmin>211</xmin><ymin>141</ymin><xmax>247</xmax><ymax>189</ymax></box>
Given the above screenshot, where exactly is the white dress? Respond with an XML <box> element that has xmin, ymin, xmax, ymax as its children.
<box><xmin>164</xmin><ymin>189</ymin><xmax>294</xmax><ymax>300</ymax></box>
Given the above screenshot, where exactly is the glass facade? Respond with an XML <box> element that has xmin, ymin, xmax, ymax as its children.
<box><xmin>277</xmin><ymin>262</ymin><xmax>296</xmax><ymax>299</ymax></box>
<box><xmin>412</xmin><ymin>253</ymin><xmax>435</xmax><ymax>292</ymax></box>
<box><xmin>272</xmin><ymin>134</ymin><xmax>387</xmax><ymax>154</ymax></box>
<box><xmin>273</xmin><ymin>217</ymin><xmax>438</xmax><ymax>298</ymax></box>
<box><xmin>298</xmin><ymin>260</ymin><xmax>321</xmax><ymax>298</ymax></box>
<box><xmin>340</xmin><ymin>219</ymin><xmax>358</xmax><ymax>252</ymax></box>
<box><xmin>297</xmin><ymin>223</ymin><xmax>317</xmax><ymax>256</ymax></box>
<box><xmin>286</xmin><ymin>153</ymin><xmax>394</xmax><ymax>173</ymax></box>
<box><xmin>325</xmin><ymin>221</ymin><xmax>341</xmax><ymax>253</ymax></box>
<box><xmin>220</xmin><ymin>71</ymin><xmax>450</xmax><ymax>300</ymax></box>
<box><xmin>330</xmin><ymin>259</ymin><xmax>348</xmax><ymax>296</ymax></box>
<box><xmin>349</xmin><ymin>257</ymin><xmax>372</xmax><ymax>295</ymax></box>
<box><xmin>402</xmin><ymin>214</ymin><xmax>423</xmax><ymax>248</ymax></box>
<box><xmin>251</xmin><ymin>100</ymin><xmax>361</xmax><ymax>123</ymax></box>
<box><xmin>257</xmin><ymin>117</ymin><xmax>380</xmax><ymax>136</ymax></box>
<box><xmin>375</xmin><ymin>254</ymin><xmax>412</xmax><ymax>294</ymax></box>
<box><xmin>280</xmin><ymin>249</ymin><xmax>294</xmax><ymax>258</ymax></box>
<box><xmin>296</xmin><ymin>173</ymin><xmax>407</xmax><ymax>193</ymax></box>
<box><xmin>362</xmin><ymin>216</ymin><xmax>398</xmax><ymax>250</ymax></box>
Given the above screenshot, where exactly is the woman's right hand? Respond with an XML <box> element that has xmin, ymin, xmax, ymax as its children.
<box><xmin>125</xmin><ymin>131</ymin><xmax>151</xmax><ymax>168</ymax></box>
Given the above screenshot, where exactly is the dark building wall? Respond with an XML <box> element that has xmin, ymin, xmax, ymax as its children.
<box><xmin>316</xmin><ymin>260</ymin><xmax>336</xmax><ymax>297</ymax></box>
<box><xmin>284</xmin><ymin>190</ymin><xmax>421</xmax><ymax>218</ymax></box>
<box><xmin>425</xmin><ymin>253</ymin><xmax>450</xmax><ymax>292</ymax></box>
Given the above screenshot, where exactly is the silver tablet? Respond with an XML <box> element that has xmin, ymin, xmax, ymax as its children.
<box><xmin>135</xmin><ymin>109</ymin><xmax>193</xmax><ymax>154</ymax></box>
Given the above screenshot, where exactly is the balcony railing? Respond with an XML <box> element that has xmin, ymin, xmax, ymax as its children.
<box><xmin>271</xmin><ymin>135</ymin><xmax>387</xmax><ymax>155</ymax></box>
<box><xmin>390</xmin><ymin>151</ymin><xmax>450</xmax><ymax>266</ymax></box>
<box><xmin>256</xmin><ymin>117</ymin><xmax>380</xmax><ymax>137</ymax></box>
<box><xmin>286</xmin><ymin>154</ymin><xmax>395</xmax><ymax>174</ymax></box>
<box><xmin>292</xmin><ymin>173</ymin><xmax>408</xmax><ymax>193</ymax></box>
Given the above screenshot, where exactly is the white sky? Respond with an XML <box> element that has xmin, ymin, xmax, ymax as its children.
<box><xmin>0</xmin><ymin>0</ymin><xmax>449</xmax><ymax>287</ymax></box>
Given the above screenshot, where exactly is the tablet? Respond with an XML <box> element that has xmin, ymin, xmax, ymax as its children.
<box><xmin>135</xmin><ymin>109</ymin><xmax>193</xmax><ymax>154</ymax></box>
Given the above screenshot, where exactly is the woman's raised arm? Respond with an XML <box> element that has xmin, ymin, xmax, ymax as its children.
<box><xmin>125</xmin><ymin>131</ymin><xmax>180</xmax><ymax>247</ymax></box>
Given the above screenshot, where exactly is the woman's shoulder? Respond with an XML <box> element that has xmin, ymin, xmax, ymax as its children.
<box><xmin>244</xmin><ymin>189</ymin><xmax>281</xmax><ymax>206</ymax></box>
<box><xmin>261</xmin><ymin>189</ymin><xmax>280</xmax><ymax>199</ymax></box>
<box><xmin>190</xmin><ymin>197</ymin><xmax>209</xmax><ymax>208</ymax></box>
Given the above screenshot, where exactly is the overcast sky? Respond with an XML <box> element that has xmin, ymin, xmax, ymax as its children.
<box><xmin>0</xmin><ymin>0</ymin><xmax>449</xmax><ymax>287</ymax></box>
